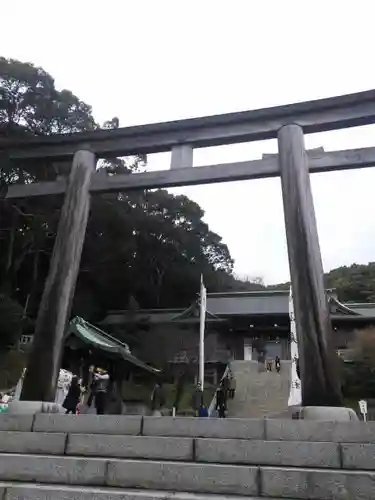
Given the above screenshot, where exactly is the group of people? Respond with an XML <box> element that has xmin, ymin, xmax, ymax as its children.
<box><xmin>63</xmin><ymin>369</ymin><xmax>239</xmax><ymax>418</ymax></box>
<box><xmin>191</xmin><ymin>372</ymin><xmax>237</xmax><ymax>419</ymax></box>
<box><xmin>266</xmin><ymin>355</ymin><xmax>281</xmax><ymax>373</ymax></box>
<box><xmin>63</xmin><ymin>366</ymin><xmax>110</xmax><ymax>415</ymax></box>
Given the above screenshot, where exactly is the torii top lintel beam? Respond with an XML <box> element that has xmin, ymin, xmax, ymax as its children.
<box><xmin>1</xmin><ymin>89</ymin><xmax>375</xmax><ymax>161</ymax></box>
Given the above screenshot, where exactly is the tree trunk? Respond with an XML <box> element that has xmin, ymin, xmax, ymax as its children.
<box><xmin>278</xmin><ymin>124</ymin><xmax>342</xmax><ymax>407</ymax></box>
<box><xmin>21</xmin><ymin>150</ymin><xmax>96</xmax><ymax>401</ymax></box>
<box><xmin>0</xmin><ymin>210</ymin><xmax>18</xmax><ymax>294</ymax></box>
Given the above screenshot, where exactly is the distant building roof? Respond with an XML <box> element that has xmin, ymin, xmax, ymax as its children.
<box><xmin>342</xmin><ymin>303</ymin><xmax>375</xmax><ymax>317</ymax></box>
<box><xmin>101</xmin><ymin>289</ymin><xmax>375</xmax><ymax>326</ymax></box>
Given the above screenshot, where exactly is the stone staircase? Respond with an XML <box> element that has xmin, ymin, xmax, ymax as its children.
<box><xmin>227</xmin><ymin>360</ymin><xmax>291</xmax><ymax>418</ymax></box>
<box><xmin>0</xmin><ymin>413</ymin><xmax>375</xmax><ymax>499</ymax></box>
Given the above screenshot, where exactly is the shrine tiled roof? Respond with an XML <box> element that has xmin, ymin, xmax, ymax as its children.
<box><xmin>101</xmin><ymin>290</ymin><xmax>375</xmax><ymax>324</ymax></box>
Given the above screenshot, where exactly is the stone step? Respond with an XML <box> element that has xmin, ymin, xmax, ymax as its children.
<box><xmin>142</xmin><ymin>416</ymin><xmax>265</xmax><ymax>439</ymax></box>
<box><xmin>2</xmin><ymin>414</ymin><xmax>375</xmax><ymax>443</ymax></box>
<box><xmin>0</xmin><ymin>457</ymin><xmax>375</xmax><ymax>498</ymax></box>
<box><xmin>261</xmin><ymin>466</ymin><xmax>375</xmax><ymax>499</ymax></box>
<box><xmin>0</xmin><ymin>482</ymin><xmax>293</xmax><ymax>500</ymax></box>
<box><xmin>0</xmin><ymin>433</ymin><xmax>358</xmax><ymax>469</ymax></box>
<box><xmin>0</xmin><ymin>454</ymin><xmax>257</xmax><ymax>495</ymax></box>
<box><xmin>0</xmin><ymin>432</ymin><xmax>361</xmax><ymax>470</ymax></box>
<box><xmin>195</xmin><ymin>438</ymin><xmax>341</xmax><ymax>468</ymax></box>
<box><xmin>34</xmin><ymin>414</ymin><xmax>142</xmax><ymax>435</ymax></box>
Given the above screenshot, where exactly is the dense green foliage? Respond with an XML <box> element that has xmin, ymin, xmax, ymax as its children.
<box><xmin>270</xmin><ymin>263</ymin><xmax>375</xmax><ymax>303</ymax></box>
<box><xmin>325</xmin><ymin>263</ymin><xmax>375</xmax><ymax>303</ymax></box>
<box><xmin>0</xmin><ymin>57</ymin><xmax>237</xmax><ymax>349</ymax></box>
<box><xmin>341</xmin><ymin>328</ymin><xmax>375</xmax><ymax>401</ymax></box>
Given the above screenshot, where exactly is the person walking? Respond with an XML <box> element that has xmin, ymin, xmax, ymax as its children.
<box><xmin>63</xmin><ymin>376</ymin><xmax>81</xmax><ymax>414</ymax></box>
<box><xmin>295</xmin><ymin>357</ymin><xmax>301</xmax><ymax>380</ymax></box>
<box><xmin>275</xmin><ymin>356</ymin><xmax>281</xmax><ymax>373</ymax></box>
<box><xmin>222</xmin><ymin>375</ymin><xmax>230</xmax><ymax>401</ymax></box>
<box><xmin>216</xmin><ymin>383</ymin><xmax>227</xmax><ymax>418</ymax></box>
<box><xmin>87</xmin><ymin>377</ymin><xmax>97</xmax><ymax>407</ymax></box>
<box><xmin>93</xmin><ymin>368</ymin><xmax>110</xmax><ymax>415</ymax></box>
<box><xmin>229</xmin><ymin>374</ymin><xmax>236</xmax><ymax>399</ymax></box>
<box><xmin>151</xmin><ymin>382</ymin><xmax>166</xmax><ymax>415</ymax></box>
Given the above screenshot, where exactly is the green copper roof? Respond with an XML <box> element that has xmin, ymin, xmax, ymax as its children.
<box><xmin>67</xmin><ymin>317</ymin><xmax>160</xmax><ymax>374</ymax></box>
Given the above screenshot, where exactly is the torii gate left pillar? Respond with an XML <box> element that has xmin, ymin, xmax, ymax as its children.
<box><xmin>21</xmin><ymin>149</ymin><xmax>96</xmax><ymax>401</ymax></box>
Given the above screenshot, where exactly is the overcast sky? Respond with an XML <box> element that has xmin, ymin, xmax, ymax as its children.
<box><xmin>2</xmin><ymin>1</ymin><xmax>375</xmax><ymax>284</ymax></box>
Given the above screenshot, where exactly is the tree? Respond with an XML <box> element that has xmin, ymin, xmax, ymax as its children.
<box><xmin>0</xmin><ymin>57</ymin><xmax>100</xmax><ymax>346</ymax></box>
<box><xmin>268</xmin><ymin>262</ymin><xmax>375</xmax><ymax>304</ymax></box>
<box><xmin>342</xmin><ymin>327</ymin><xmax>375</xmax><ymax>399</ymax></box>
<box><xmin>79</xmin><ymin>188</ymin><xmax>234</xmax><ymax>310</ymax></box>
<box><xmin>0</xmin><ymin>57</ymin><xmax>96</xmax><ymax>137</ymax></box>
<box><xmin>0</xmin><ymin>294</ymin><xmax>28</xmax><ymax>350</ymax></box>
<box><xmin>0</xmin><ymin>56</ymin><xmax>238</xmax><ymax>353</ymax></box>
<box><xmin>352</xmin><ymin>328</ymin><xmax>375</xmax><ymax>365</ymax></box>
<box><xmin>325</xmin><ymin>263</ymin><xmax>375</xmax><ymax>303</ymax></box>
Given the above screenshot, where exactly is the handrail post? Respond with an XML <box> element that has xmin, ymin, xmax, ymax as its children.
<box><xmin>277</xmin><ymin>124</ymin><xmax>342</xmax><ymax>407</ymax></box>
<box><xmin>21</xmin><ymin>149</ymin><xmax>96</xmax><ymax>401</ymax></box>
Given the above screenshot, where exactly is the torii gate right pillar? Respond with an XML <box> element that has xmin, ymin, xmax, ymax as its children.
<box><xmin>278</xmin><ymin>124</ymin><xmax>343</xmax><ymax>407</ymax></box>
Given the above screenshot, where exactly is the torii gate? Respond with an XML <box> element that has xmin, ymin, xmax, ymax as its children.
<box><xmin>2</xmin><ymin>89</ymin><xmax>375</xmax><ymax>406</ymax></box>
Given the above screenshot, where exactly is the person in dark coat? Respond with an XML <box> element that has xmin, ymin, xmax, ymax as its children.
<box><xmin>192</xmin><ymin>382</ymin><xmax>204</xmax><ymax>417</ymax></box>
<box><xmin>215</xmin><ymin>384</ymin><xmax>226</xmax><ymax>418</ymax></box>
<box><xmin>87</xmin><ymin>377</ymin><xmax>97</xmax><ymax>407</ymax></box>
<box><xmin>275</xmin><ymin>356</ymin><xmax>281</xmax><ymax>373</ymax></box>
<box><xmin>222</xmin><ymin>375</ymin><xmax>230</xmax><ymax>396</ymax></box>
<box><xmin>63</xmin><ymin>376</ymin><xmax>81</xmax><ymax>414</ymax></box>
<box><xmin>94</xmin><ymin>368</ymin><xmax>110</xmax><ymax>415</ymax></box>
<box><xmin>296</xmin><ymin>357</ymin><xmax>301</xmax><ymax>380</ymax></box>
<box><xmin>151</xmin><ymin>382</ymin><xmax>166</xmax><ymax>413</ymax></box>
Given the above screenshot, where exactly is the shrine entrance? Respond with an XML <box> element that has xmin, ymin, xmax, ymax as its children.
<box><xmin>3</xmin><ymin>89</ymin><xmax>375</xmax><ymax>406</ymax></box>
